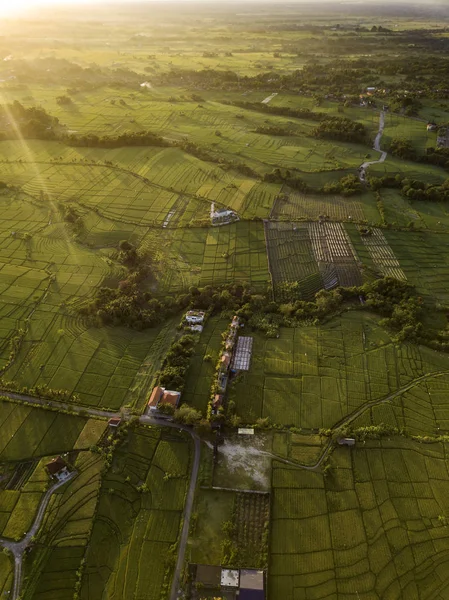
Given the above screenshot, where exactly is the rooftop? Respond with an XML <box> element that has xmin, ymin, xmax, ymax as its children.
<box><xmin>161</xmin><ymin>390</ymin><xmax>181</xmax><ymax>407</ymax></box>
<box><xmin>221</xmin><ymin>569</ymin><xmax>239</xmax><ymax>588</ymax></box>
<box><xmin>240</xmin><ymin>569</ymin><xmax>264</xmax><ymax>591</ymax></box>
<box><xmin>46</xmin><ymin>456</ymin><xmax>67</xmax><ymax>475</ymax></box>
<box><xmin>148</xmin><ymin>386</ymin><xmax>164</xmax><ymax>408</ymax></box>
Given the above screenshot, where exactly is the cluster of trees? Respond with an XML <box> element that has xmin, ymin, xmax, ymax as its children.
<box><xmin>240</xmin><ymin>277</ymin><xmax>423</xmax><ymax>343</ymax></box>
<box><xmin>263</xmin><ymin>169</ymin><xmax>362</xmax><ymax>196</ymax></box>
<box><xmin>389</xmin><ymin>138</ymin><xmax>449</xmax><ymax>171</ymax></box>
<box><xmin>158</xmin><ymin>334</ymin><xmax>197</xmax><ymax>392</ymax></box>
<box><xmin>369</xmin><ymin>172</ymin><xmax>449</xmax><ymax>203</ymax></box>
<box><xmin>311</xmin><ymin>116</ymin><xmax>367</xmax><ymax>144</ymax></box>
<box><xmin>65</xmin><ymin>130</ymin><xmax>171</xmax><ymax>149</ymax></box>
<box><xmin>0</xmin><ymin>101</ymin><xmax>59</xmax><ymax>140</ymax></box>
<box><xmin>60</xmin><ymin>202</ymin><xmax>83</xmax><ymax>234</ymax></box>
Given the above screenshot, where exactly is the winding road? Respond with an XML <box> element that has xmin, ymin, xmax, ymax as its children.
<box><xmin>0</xmin><ymin>472</ymin><xmax>77</xmax><ymax>600</ymax></box>
<box><xmin>359</xmin><ymin>110</ymin><xmax>387</xmax><ymax>183</ymax></box>
<box><xmin>0</xmin><ymin>367</ymin><xmax>446</xmax><ymax>599</ymax></box>
<box><xmin>0</xmin><ymin>393</ymin><xmax>201</xmax><ymax>600</ymax></box>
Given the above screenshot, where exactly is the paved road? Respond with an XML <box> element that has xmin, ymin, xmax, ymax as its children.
<box><xmin>0</xmin><ymin>472</ymin><xmax>76</xmax><ymax>600</ymax></box>
<box><xmin>359</xmin><ymin>111</ymin><xmax>387</xmax><ymax>183</ymax></box>
<box><xmin>0</xmin><ymin>392</ymin><xmax>202</xmax><ymax>600</ymax></box>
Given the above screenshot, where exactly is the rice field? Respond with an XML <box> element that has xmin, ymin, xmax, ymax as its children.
<box><xmin>229</xmin><ymin>311</ymin><xmax>449</xmax><ymax>429</ymax></box>
<box><xmin>266</xmin><ymin>221</ymin><xmax>362</xmax><ymax>299</ymax></box>
<box><xmin>79</xmin><ymin>427</ymin><xmax>191</xmax><ymax>600</ymax></box>
<box><xmin>270</xmin><ymin>440</ymin><xmax>449</xmax><ymax>599</ymax></box>
<box><xmin>0</xmin><ymin>400</ymin><xmax>106</xmax><ymax>461</ymax></box>
<box><xmin>23</xmin><ymin>451</ymin><xmax>105</xmax><ymax>600</ymax></box>
<box><xmin>272</xmin><ymin>189</ymin><xmax>374</xmax><ymax>222</ymax></box>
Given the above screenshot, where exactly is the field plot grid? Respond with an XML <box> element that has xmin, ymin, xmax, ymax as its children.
<box><xmin>309</xmin><ymin>222</ymin><xmax>362</xmax><ymax>288</ymax></box>
<box><xmin>361</xmin><ymin>228</ymin><xmax>406</xmax><ymax>281</ymax></box>
<box><xmin>270</xmin><ymin>442</ymin><xmax>449</xmax><ymax>600</ymax></box>
<box><xmin>265</xmin><ymin>222</ymin><xmax>322</xmax><ymax>300</ymax></box>
<box><xmin>272</xmin><ymin>189</ymin><xmax>366</xmax><ymax>222</ymax></box>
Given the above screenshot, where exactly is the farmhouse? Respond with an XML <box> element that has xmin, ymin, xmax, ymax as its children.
<box><xmin>185</xmin><ymin>310</ymin><xmax>205</xmax><ymax>325</ymax></box>
<box><xmin>45</xmin><ymin>456</ymin><xmax>70</xmax><ymax>482</ymax></box>
<box><xmin>148</xmin><ymin>386</ymin><xmax>181</xmax><ymax>411</ymax></box>
<box><xmin>212</xmin><ymin>208</ymin><xmax>239</xmax><ymax>226</ymax></box>
<box><xmin>108</xmin><ymin>417</ymin><xmax>121</xmax><ymax>428</ymax></box>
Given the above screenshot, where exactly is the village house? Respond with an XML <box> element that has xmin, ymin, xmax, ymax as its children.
<box><xmin>185</xmin><ymin>310</ymin><xmax>205</xmax><ymax>325</ymax></box>
<box><xmin>148</xmin><ymin>386</ymin><xmax>181</xmax><ymax>411</ymax></box>
<box><xmin>211</xmin><ymin>208</ymin><xmax>239</xmax><ymax>226</ymax></box>
<box><xmin>108</xmin><ymin>417</ymin><xmax>122</xmax><ymax>428</ymax></box>
<box><xmin>45</xmin><ymin>456</ymin><xmax>70</xmax><ymax>482</ymax></box>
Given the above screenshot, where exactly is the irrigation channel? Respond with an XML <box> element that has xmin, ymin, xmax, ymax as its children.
<box><xmin>0</xmin><ymin>369</ymin><xmax>447</xmax><ymax>599</ymax></box>
<box><xmin>359</xmin><ymin>110</ymin><xmax>387</xmax><ymax>183</ymax></box>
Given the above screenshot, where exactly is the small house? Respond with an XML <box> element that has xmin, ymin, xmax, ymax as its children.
<box><xmin>221</xmin><ymin>568</ymin><xmax>239</xmax><ymax>589</ymax></box>
<box><xmin>238</xmin><ymin>428</ymin><xmax>255</xmax><ymax>435</ymax></box>
<box><xmin>148</xmin><ymin>386</ymin><xmax>181</xmax><ymax>411</ymax></box>
<box><xmin>46</xmin><ymin>456</ymin><xmax>70</xmax><ymax>482</ymax></box>
<box><xmin>211</xmin><ymin>208</ymin><xmax>238</xmax><ymax>226</ymax></box>
<box><xmin>108</xmin><ymin>417</ymin><xmax>122</xmax><ymax>428</ymax></box>
<box><xmin>185</xmin><ymin>310</ymin><xmax>205</xmax><ymax>325</ymax></box>
<box><xmin>338</xmin><ymin>438</ymin><xmax>356</xmax><ymax>447</ymax></box>
<box><xmin>427</xmin><ymin>122</ymin><xmax>438</xmax><ymax>132</ymax></box>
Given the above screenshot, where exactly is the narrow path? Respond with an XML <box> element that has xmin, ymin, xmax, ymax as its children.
<box><xmin>275</xmin><ymin>369</ymin><xmax>449</xmax><ymax>473</ymax></box>
<box><xmin>0</xmin><ymin>370</ymin><xmax>445</xmax><ymax>597</ymax></box>
<box><xmin>359</xmin><ymin>111</ymin><xmax>387</xmax><ymax>183</ymax></box>
<box><xmin>0</xmin><ymin>392</ymin><xmax>201</xmax><ymax>600</ymax></box>
<box><xmin>0</xmin><ymin>472</ymin><xmax>76</xmax><ymax>600</ymax></box>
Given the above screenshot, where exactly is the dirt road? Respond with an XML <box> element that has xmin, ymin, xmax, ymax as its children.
<box><xmin>359</xmin><ymin>111</ymin><xmax>387</xmax><ymax>183</ymax></box>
